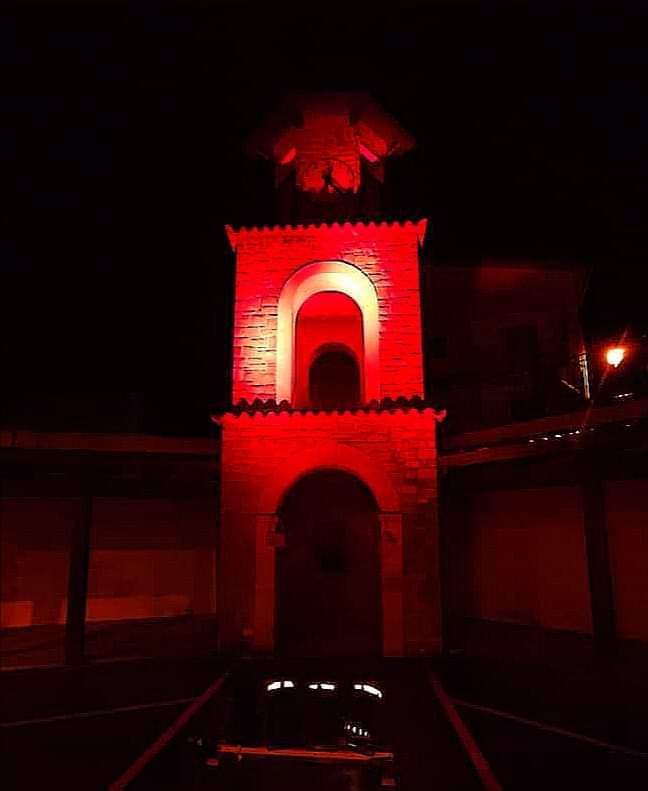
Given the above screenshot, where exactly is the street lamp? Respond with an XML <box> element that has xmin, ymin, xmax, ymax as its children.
<box><xmin>605</xmin><ymin>346</ymin><xmax>626</xmax><ymax>368</ymax></box>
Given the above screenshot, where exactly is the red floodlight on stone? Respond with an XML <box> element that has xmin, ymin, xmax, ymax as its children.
<box><xmin>215</xmin><ymin>94</ymin><xmax>444</xmax><ymax>660</ymax></box>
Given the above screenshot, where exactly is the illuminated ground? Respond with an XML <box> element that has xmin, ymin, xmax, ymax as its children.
<box><xmin>2</xmin><ymin>656</ymin><xmax>648</xmax><ymax>789</ymax></box>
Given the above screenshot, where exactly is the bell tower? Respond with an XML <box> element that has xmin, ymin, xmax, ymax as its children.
<box><xmin>214</xmin><ymin>94</ymin><xmax>444</xmax><ymax>657</ymax></box>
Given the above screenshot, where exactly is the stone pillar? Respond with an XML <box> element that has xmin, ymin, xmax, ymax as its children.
<box><xmin>65</xmin><ymin>492</ymin><xmax>92</xmax><ymax>665</ymax></box>
<box><xmin>253</xmin><ymin>514</ymin><xmax>280</xmax><ymax>653</ymax></box>
<box><xmin>380</xmin><ymin>512</ymin><xmax>404</xmax><ymax>656</ymax></box>
<box><xmin>581</xmin><ymin>468</ymin><xmax>616</xmax><ymax>652</ymax></box>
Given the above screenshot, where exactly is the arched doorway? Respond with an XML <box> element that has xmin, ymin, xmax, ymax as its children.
<box><xmin>276</xmin><ymin>470</ymin><xmax>382</xmax><ymax>657</ymax></box>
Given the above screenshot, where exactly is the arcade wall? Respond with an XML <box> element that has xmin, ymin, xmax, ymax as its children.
<box><xmin>606</xmin><ymin>479</ymin><xmax>648</xmax><ymax>642</ymax></box>
<box><xmin>445</xmin><ymin>477</ymin><xmax>648</xmax><ymax>644</ymax></box>
<box><xmin>0</xmin><ymin>496</ymin><xmax>217</xmax><ymax>628</ymax></box>
<box><xmin>2</xmin><ymin>458</ymin><xmax>645</xmax><ymax>656</ymax></box>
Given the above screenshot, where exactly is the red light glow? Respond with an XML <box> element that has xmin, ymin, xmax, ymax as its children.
<box><xmin>278</xmin><ymin>146</ymin><xmax>297</xmax><ymax>166</ymax></box>
<box><xmin>226</xmin><ymin>220</ymin><xmax>427</xmax><ymax>405</ymax></box>
<box><xmin>358</xmin><ymin>142</ymin><xmax>379</xmax><ymax>164</ymax></box>
<box><xmin>219</xmin><ymin>205</ymin><xmax>440</xmax><ymax>658</ymax></box>
<box><xmin>216</xmin><ymin>407</ymin><xmax>443</xmax><ymax>656</ymax></box>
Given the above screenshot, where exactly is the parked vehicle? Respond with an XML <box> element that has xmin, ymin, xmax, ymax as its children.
<box><xmin>202</xmin><ymin>672</ymin><xmax>395</xmax><ymax>789</ymax></box>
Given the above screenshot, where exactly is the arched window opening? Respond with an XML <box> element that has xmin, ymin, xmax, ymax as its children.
<box><xmin>309</xmin><ymin>346</ymin><xmax>361</xmax><ymax>409</ymax></box>
<box><xmin>293</xmin><ymin>291</ymin><xmax>364</xmax><ymax>408</ymax></box>
<box><xmin>276</xmin><ymin>261</ymin><xmax>380</xmax><ymax>404</ymax></box>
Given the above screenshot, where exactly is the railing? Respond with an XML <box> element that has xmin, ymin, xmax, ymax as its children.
<box><xmin>109</xmin><ymin>672</ymin><xmax>230</xmax><ymax>790</ymax></box>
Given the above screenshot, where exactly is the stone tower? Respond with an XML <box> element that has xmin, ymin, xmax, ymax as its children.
<box><xmin>213</xmin><ymin>93</ymin><xmax>444</xmax><ymax>657</ymax></box>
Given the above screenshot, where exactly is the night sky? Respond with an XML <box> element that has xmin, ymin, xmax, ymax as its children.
<box><xmin>3</xmin><ymin>1</ymin><xmax>648</xmax><ymax>434</ymax></box>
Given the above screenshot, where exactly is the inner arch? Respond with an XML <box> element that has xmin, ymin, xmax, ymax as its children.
<box><xmin>294</xmin><ymin>291</ymin><xmax>364</xmax><ymax>408</ymax></box>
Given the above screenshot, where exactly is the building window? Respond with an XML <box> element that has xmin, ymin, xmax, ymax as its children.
<box><xmin>504</xmin><ymin>324</ymin><xmax>539</xmax><ymax>372</ymax></box>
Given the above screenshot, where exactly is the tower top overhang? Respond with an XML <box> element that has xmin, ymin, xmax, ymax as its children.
<box><xmin>245</xmin><ymin>92</ymin><xmax>415</xmax><ymax>194</ymax></box>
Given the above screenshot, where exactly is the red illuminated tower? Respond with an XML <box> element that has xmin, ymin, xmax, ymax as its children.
<box><xmin>214</xmin><ymin>94</ymin><xmax>444</xmax><ymax>657</ymax></box>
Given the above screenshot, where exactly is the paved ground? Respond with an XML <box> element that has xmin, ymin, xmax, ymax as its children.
<box><xmin>1</xmin><ymin>659</ymin><xmax>482</xmax><ymax>791</ymax></box>
<box><xmin>440</xmin><ymin>653</ymin><xmax>648</xmax><ymax>753</ymax></box>
<box><xmin>3</xmin><ymin>653</ymin><xmax>648</xmax><ymax>789</ymax></box>
<box><xmin>120</xmin><ymin>659</ymin><xmax>483</xmax><ymax>791</ymax></box>
<box><xmin>3</xmin><ymin>701</ymin><xmax>187</xmax><ymax>790</ymax></box>
<box><xmin>461</xmin><ymin>704</ymin><xmax>648</xmax><ymax>790</ymax></box>
<box><xmin>1</xmin><ymin>654</ymin><xmax>228</xmax><ymax>790</ymax></box>
<box><xmin>202</xmin><ymin>757</ymin><xmax>381</xmax><ymax>791</ymax></box>
<box><xmin>440</xmin><ymin>653</ymin><xmax>648</xmax><ymax>790</ymax></box>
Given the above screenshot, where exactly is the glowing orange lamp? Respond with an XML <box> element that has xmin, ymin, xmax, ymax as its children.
<box><xmin>605</xmin><ymin>346</ymin><xmax>626</xmax><ymax>368</ymax></box>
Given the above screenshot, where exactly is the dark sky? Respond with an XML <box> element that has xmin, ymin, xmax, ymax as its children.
<box><xmin>2</xmin><ymin>1</ymin><xmax>648</xmax><ymax>433</ymax></box>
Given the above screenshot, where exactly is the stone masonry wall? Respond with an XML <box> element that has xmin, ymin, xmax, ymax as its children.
<box><xmin>218</xmin><ymin>408</ymin><xmax>441</xmax><ymax>655</ymax></box>
<box><xmin>226</xmin><ymin>220</ymin><xmax>427</xmax><ymax>403</ymax></box>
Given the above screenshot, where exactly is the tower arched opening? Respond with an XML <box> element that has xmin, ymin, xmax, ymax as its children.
<box><xmin>293</xmin><ymin>290</ymin><xmax>364</xmax><ymax>408</ymax></box>
<box><xmin>276</xmin><ymin>260</ymin><xmax>380</xmax><ymax>404</ymax></box>
<box><xmin>276</xmin><ymin>469</ymin><xmax>382</xmax><ymax>657</ymax></box>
